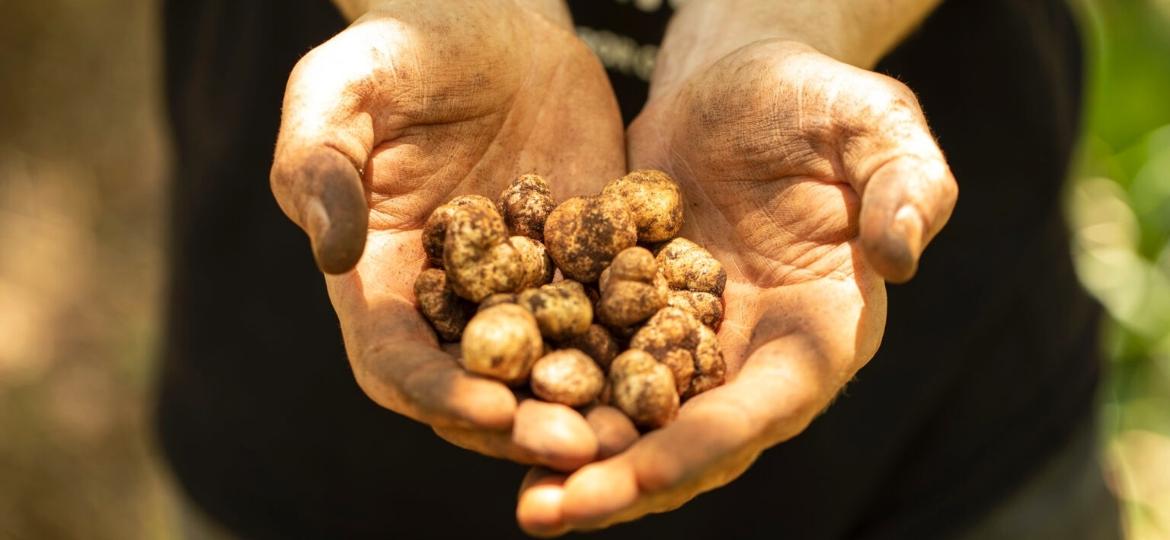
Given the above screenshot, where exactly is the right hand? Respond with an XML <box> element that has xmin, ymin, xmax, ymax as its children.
<box><xmin>269</xmin><ymin>0</ymin><xmax>628</xmax><ymax>471</ymax></box>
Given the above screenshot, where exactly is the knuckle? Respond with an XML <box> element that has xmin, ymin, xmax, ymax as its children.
<box><xmin>879</xmin><ymin>77</ymin><xmax>921</xmax><ymax>113</ymax></box>
<box><xmin>938</xmin><ymin>169</ymin><xmax>959</xmax><ymax>206</ymax></box>
<box><xmin>851</xmin><ymin>74</ymin><xmax>923</xmax><ymax>127</ymax></box>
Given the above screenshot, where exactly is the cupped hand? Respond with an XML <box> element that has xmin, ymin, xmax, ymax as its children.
<box><xmin>269</xmin><ymin>0</ymin><xmax>627</xmax><ymax>471</ymax></box>
<box><xmin>517</xmin><ymin>40</ymin><xmax>957</xmax><ymax>534</ymax></box>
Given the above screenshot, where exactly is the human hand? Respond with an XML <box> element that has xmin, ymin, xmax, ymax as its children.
<box><xmin>516</xmin><ymin>39</ymin><xmax>957</xmax><ymax>534</ymax></box>
<box><xmin>269</xmin><ymin>0</ymin><xmax>628</xmax><ymax>471</ymax></box>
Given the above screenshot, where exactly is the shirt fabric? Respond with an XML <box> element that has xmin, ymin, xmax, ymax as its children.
<box><xmin>156</xmin><ymin>1</ymin><xmax>1101</xmax><ymax>538</ymax></box>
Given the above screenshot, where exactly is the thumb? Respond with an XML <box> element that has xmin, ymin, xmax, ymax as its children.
<box><xmin>269</xmin><ymin>31</ymin><xmax>381</xmax><ymax>274</ymax></box>
<box><xmin>271</xmin><ymin>145</ymin><xmax>367</xmax><ymax>274</ymax></box>
<box><xmin>842</xmin><ymin>79</ymin><xmax>958</xmax><ymax>283</ymax></box>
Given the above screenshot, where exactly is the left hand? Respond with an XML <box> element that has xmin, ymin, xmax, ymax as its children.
<box><xmin>270</xmin><ymin>0</ymin><xmax>628</xmax><ymax>472</ymax></box>
<box><xmin>515</xmin><ymin>39</ymin><xmax>958</xmax><ymax>535</ymax></box>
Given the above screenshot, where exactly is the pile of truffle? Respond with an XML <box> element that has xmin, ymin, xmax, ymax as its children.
<box><xmin>414</xmin><ymin>170</ymin><xmax>726</xmax><ymax>429</ymax></box>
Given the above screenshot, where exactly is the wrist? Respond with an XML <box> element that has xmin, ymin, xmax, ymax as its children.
<box><xmin>649</xmin><ymin>0</ymin><xmax>939</xmax><ymax>97</ymax></box>
<box><xmin>333</xmin><ymin>0</ymin><xmax>571</xmax><ymax>28</ymax></box>
<box><xmin>331</xmin><ymin>0</ymin><xmax>372</xmax><ymax>22</ymax></box>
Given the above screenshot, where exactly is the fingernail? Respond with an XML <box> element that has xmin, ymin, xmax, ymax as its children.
<box><xmin>304</xmin><ymin>197</ymin><xmax>331</xmax><ymax>247</ymax></box>
<box><xmin>892</xmin><ymin>205</ymin><xmax>924</xmax><ymax>257</ymax></box>
<box><xmin>304</xmin><ymin>196</ymin><xmax>350</xmax><ymax>274</ymax></box>
<box><xmin>878</xmin><ymin>205</ymin><xmax>923</xmax><ymax>283</ymax></box>
<box><xmin>306</xmin><ymin>191</ymin><xmax>366</xmax><ymax>274</ymax></box>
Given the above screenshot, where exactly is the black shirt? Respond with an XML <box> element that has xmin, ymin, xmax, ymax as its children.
<box><xmin>157</xmin><ymin>1</ymin><xmax>1096</xmax><ymax>538</ymax></box>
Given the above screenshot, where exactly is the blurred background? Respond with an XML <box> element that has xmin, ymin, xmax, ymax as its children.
<box><xmin>0</xmin><ymin>0</ymin><xmax>1166</xmax><ymax>538</ymax></box>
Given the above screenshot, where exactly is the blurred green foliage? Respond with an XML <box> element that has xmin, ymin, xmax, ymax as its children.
<box><xmin>1072</xmin><ymin>0</ymin><xmax>1170</xmax><ymax>428</ymax></box>
<box><xmin>1070</xmin><ymin>0</ymin><xmax>1170</xmax><ymax>537</ymax></box>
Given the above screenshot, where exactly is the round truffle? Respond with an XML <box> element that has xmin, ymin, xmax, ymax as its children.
<box><xmin>667</xmin><ymin>290</ymin><xmax>724</xmax><ymax>329</ymax></box>
<box><xmin>655</xmin><ymin>238</ymin><xmax>727</xmax><ymax>296</ymax></box>
<box><xmin>598</xmin><ymin>247</ymin><xmax>667</xmax><ymax>328</ymax></box>
<box><xmin>560</xmin><ymin>324</ymin><xmax>622</xmax><ymax>370</ymax></box>
<box><xmin>609</xmin><ymin>349</ymin><xmax>679</xmax><ymax>429</ymax></box>
<box><xmin>599</xmin><ymin>281</ymin><xmax>666</xmax><ymax>328</ymax></box>
<box><xmin>544</xmin><ymin>195</ymin><xmax>637</xmax><ymax>283</ymax></box>
<box><xmin>460</xmin><ymin>304</ymin><xmax>543</xmax><ymax>385</ymax></box>
<box><xmin>630</xmin><ymin>307</ymin><xmax>701</xmax><ymax>358</ymax></box>
<box><xmin>421</xmin><ymin>195</ymin><xmax>497</xmax><ymax>267</ymax></box>
<box><xmin>497</xmin><ymin>174</ymin><xmax>556</xmax><ymax>241</ymax></box>
<box><xmin>510</xmin><ymin>235</ymin><xmax>555</xmax><ymax>290</ymax></box>
<box><xmin>688</xmin><ymin>324</ymin><xmax>726</xmax><ymax>398</ymax></box>
<box><xmin>517</xmin><ymin>280</ymin><xmax>593</xmax><ymax>340</ymax></box>
<box><xmin>530</xmin><ymin>349</ymin><xmax>605</xmax><ymax>407</ymax></box>
<box><xmin>601</xmin><ymin>170</ymin><xmax>684</xmax><ymax>243</ymax></box>
<box><xmin>414</xmin><ymin>268</ymin><xmax>474</xmax><ymax>342</ymax></box>
<box><xmin>443</xmin><ymin>205</ymin><xmax>522</xmax><ymax>302</ymax></box>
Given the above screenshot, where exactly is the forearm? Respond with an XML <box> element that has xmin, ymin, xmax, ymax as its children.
<box><xmin>330</xmin><ymin>0</ymin><xmax>572</xmax><ymax>28</ymax></box>
<box><xmin>652</xmin><ymin>0</ymin><xmax>940</xmax><ymax>94</ymax></box>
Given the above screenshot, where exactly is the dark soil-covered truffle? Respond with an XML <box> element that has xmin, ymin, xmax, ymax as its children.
<box><xmin>544</xmin><ymin>195</ymin><xmax>637</xmax><ymax>283</ymax></box>
<box><xmin>422</xmin><ymin>195</ymin><xmax>496</xmax><ymax>268</ymax></box>
<box><xmin>497</xmin><ymin>174</ymin><xmax>556</xmax><ymax>241</ymax></box>
<box><xmin>414</xmin><ymin>268</ymin><xmax>474</xmax><ymax>341</ymax></box>
<box><xmin>609</xmin><ymin>349</ymin><xmax>679</xmax><ymax>428</ymax></box>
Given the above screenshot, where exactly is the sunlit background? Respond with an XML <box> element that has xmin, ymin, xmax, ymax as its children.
<box><xmin>0</xmin><ymin>1</ymin><xmax>1166</xmax><ymax>538</ymax></box>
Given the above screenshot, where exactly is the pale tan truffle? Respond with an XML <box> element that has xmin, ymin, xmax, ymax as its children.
<box><xmin>655</xmin><ymin>238</ymin><xmax>727</xmax><ymax>296</ymax></box>
<box><xmin>510</xmin><ymin>235</ymin><xmax>555</xmax><ymax>290</ymax></box>
<box><xmin>667</xmin><ymin>289</ymin><xmax>724</xmax><ymax>329</ymax></box>
<box><xmin>460</xmin><ymin>304</ymin><xmax>543</xmax><ymax>385</ymax></box>
<box><xmin>530</xmin><ymin>349</ymin><xmax>605</xmax><ymax>407</ymax></box>
<box><xmin>517</xmin><ymin>280</ymin><xmax>593</xmax><ymax>340</ymax></box>
<box><xmin>601</xmin><ymin>169</ymin><xmax>684</xmax><ymax>243</ymax></box>
<box><xmin>630</xmin><ymin>307</ymin><xmax>726</xmax><ymax>398</ymax></box>
<box><xmin>598</xmin><ymin>247</ymin><xmax>668</xmax><ymax>328</ymax></box>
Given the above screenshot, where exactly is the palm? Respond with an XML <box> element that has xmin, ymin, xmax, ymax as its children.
<box><xmin>335</xmin><ymin>3</ymin><xmax>625</xmax><ymax>323</ymax></box>
<box><xmin>272</xmin><ymin>0</ymin><xmax>625</xmax><ymax>468</ymax></box>
<box><xmin>629</xmin><ymin>40</ymin><xmax>888</xmax><ymax>384</ymax></box>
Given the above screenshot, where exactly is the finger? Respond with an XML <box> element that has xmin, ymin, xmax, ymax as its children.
<box><xmin>328</xmin><ymin>230</ymin><xmax>519</xmax><ymax>436</ymax></box>
<box><xmin>511</xmin><ymin>400</ymin><xmax>599</xmax><ymax>471</ymax></box>
<box><xmin>857</xmin><ymin>153</ymin><xmax>956</xmax><ymax>283</ymax></box>
<box><xmin>433</xmin><ymin>426</ymin><xmax>539</xmax><ymax>463</ymax></box>
<box><xmin>548</xmin><ymin>337</ymin><xmax>836</xmax><ymax>530</ymax></box>
<box><xmin>270</xmin><ymin>31</ymin><xmax>385</xmax><ymax>274</ymax></box>
<box><xmin>517</xmin><ymin>469</ymin><xmax>571</xmax><ymax>537</ymax></box>
<box><xmin>433</xmin><ymin>400</ymin><xmax>598</xmax><ymax>471</ymax></box>
<box><xmin>354</xmin><ymin>339</ymin><xmax>518</xmax><ymax>431</ymax></box>
<box><xmin>514</xmin><ymin>407</ymin><xmax>639</xmax><ymax>535</ymax></box>
<box><xmin>271</xmin><ymin>146</ymin><xmax>368</xmax><ymax>274</ymax></box>
<box><xmin>841</xmin><ymin>79</ymin><xmax>958</xmax><ymax>283</ymax></box>
<box><xmin>583</xmin><ymin>405</ymin><xmax>639</xmax><ymax>459</ymax></box>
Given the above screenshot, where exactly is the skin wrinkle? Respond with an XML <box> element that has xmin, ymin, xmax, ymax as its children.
<box><xmin>703</xmin><ymin>175</ymin><xmax>857</xmax><ymax>286</ymax></box>
<box><xmin>364</xmin><ymin>10</ymin><xmax>600</xmax><ymax>233</ymax></box>
<box><xmin>494</xmin><ymin>14</ymin><xmax>560</xmax><ymax>178</ymax></box>
<box><xmin>365</xmin><ymin>87</ymin><xmax>519</xmax><ymax>229</ymax></box>
<box><xmin>795</xmin><ymin>73</ymin><xmax>805</xmax><ymax>133</ymax></box>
